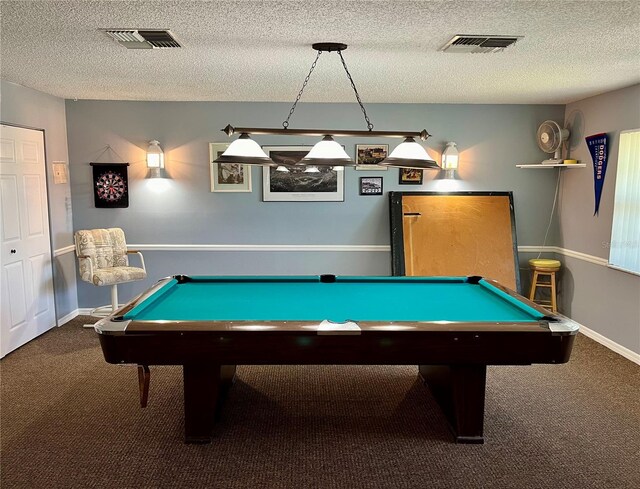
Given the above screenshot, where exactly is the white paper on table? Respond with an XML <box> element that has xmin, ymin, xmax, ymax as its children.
<box><xmin>317</xmin><ymin>319</ymin><xmax>361</xmax><ymax>335</ymax></box>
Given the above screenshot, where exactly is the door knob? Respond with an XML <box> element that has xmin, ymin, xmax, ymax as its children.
<box><xmin>10</xmin><ymin>249</ymin><xmax>16</xmax><ymax>253</ymax></box>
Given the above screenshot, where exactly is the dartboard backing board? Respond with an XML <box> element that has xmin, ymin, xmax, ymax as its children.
<box><xmin>90</xmin><ymin>162</ymin><xmax>130</xmax><ymax>208</ymax></box>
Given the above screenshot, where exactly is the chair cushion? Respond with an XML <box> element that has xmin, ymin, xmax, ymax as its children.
<box><xmin>91</xmin><ymin>266</ymin><xmax>147</xmax><ymax>287</ymax></box>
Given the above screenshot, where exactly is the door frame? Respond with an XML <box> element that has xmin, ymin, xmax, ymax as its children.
<box><xmin>1</xmin><ymin>121</ymin><xmax>59</xmax><ymax>328</ymax></box>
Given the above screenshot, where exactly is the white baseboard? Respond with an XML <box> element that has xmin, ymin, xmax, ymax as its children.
<box><xmin>579</xmin><ymin>325</ymin><xmax>640</xmax><ymax>366</ymax></box>
<box><xmin>57</xmin><ymin>309</ymin><xmax>79</xmax><ymax>326</ymax></box>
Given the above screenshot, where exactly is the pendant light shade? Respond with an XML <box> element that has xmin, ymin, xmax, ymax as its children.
<box><xmin>214</xmin><ymin>133</ymin><xmax>276</xmax><ymax>166</ymax></box>
<box><xmin>299</xmin><ymin>136</ymin><xmax>354</xmax><ymax>167</ymax></box>
<box><xmin>379</xmin><ymin>138</ymin><xmax>440</xmax><ymax>169</ymax></box>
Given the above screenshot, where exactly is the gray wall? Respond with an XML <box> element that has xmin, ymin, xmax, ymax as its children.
<box><xmin>559</xmin><ymin>84</ymin><xmax>640</xmax><ymax>354</ymax></box>
<box><xmin>65</xmin><ymin>100</ymin><xmax>565</xmax><ymax>307</ymax></box>
<box><xmin>0</xmin><ymin>80</ymin><xmax>78</xmax><ymax>320</ymax></box>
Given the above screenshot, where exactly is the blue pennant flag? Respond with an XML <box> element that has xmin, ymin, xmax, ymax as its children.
<box><xmin>586</xmin><ymin>133</ymin><xmax>609</xmax><ymax>216</ymax></box>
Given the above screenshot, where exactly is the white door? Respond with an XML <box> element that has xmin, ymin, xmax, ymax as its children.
<box><xmin>0</xmin><ymin>124</ymin><xmax>56</xmax><ymax>357</ymax></box>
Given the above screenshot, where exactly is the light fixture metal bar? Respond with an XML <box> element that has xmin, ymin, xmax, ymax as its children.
<box><xmin>223</xmin><ymin>125</ymin><xmax>431</xmax><ymax>141</ymax></box>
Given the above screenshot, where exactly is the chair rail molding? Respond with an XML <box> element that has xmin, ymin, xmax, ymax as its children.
<box><xmin>54</xmin><ymin>245</ymin><xmax>76</xmax><ymax>256</ymax></box>
<box><xmin>128</xmin><ymin>244</ymin><xmax>391</xmax><ymax>252</ymax></box>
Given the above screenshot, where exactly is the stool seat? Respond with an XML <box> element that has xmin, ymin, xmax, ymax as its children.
<box><xmin>529</xmin><ymin>258</ymin><xmax>561</xmax><ymax>271</ymax></box>
<box><xmin>528</xmin><ymin>259</ymin><xmax>561</xmax><ymax>312</ymax></box>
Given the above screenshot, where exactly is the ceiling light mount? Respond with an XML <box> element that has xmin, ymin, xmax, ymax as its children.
<box><xmin>311</xmin><ymin>42</ymin><xmax>348</xmax><ymax>52</ymax></box>
<box><xmin>216</xmin><ymin>42</ymin><xmax>436</xmax><ymax>169</ymax></box>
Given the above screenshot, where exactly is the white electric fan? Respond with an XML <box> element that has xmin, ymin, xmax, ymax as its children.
<box><xmin>536</xmin><ymin>120</ymin><xmax>570</xmax><ymax>164</ymax></box>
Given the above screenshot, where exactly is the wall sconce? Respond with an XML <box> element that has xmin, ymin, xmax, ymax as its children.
<box><xmin>146</xmin><ymin>140</ymin><xmax>165</xmax><ymax>169</ymax></box>
<box><xmin>441</xmin><ymin>142</ymin><xmax>459</xmax><ymax>170</ymax></box>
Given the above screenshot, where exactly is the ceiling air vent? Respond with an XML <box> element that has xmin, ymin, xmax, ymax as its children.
<box><xmin>440</xmin><ymin>35</ymin><xmax>523</xmax><ymax>54</ymax></box>
<box><xmin>103</xmin><ymin>29</ymin><xmax>181</xmax><ymax>49</ymax></box>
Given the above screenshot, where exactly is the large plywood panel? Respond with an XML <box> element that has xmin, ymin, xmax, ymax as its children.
<box><xmin>390</xmin><ymin>192</ymin><xmax>519</xmax><ymax>291</ymax></box>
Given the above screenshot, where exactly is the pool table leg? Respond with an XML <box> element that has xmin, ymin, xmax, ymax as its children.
<box><xmin>183</xmin><ymin>362</ymin><xmax>221</xmax><ymax>444</ymax></box>
<box><xmin>419</xmin><ymin>364</ymin><xmax>486</xmax><ymax>444</ymax></box>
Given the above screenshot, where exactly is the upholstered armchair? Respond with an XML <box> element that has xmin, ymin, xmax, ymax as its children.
<box><xmin>74</xmin><ymin>228</ymin><xmax>147</xmax><ymax>319</ymax></box>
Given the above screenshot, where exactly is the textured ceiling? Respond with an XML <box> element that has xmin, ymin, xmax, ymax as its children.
<box><xmin>1</xmin><ymin>0</ymin><xmax>639</xmax><ymax>104</ymax></box>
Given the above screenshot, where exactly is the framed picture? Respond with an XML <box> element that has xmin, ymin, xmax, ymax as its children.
<box><xmin>90</xmin><ymin>162</ymin><xmax>129</xmax><ymax>208</ymax></box>
<box><xmin>399</xmin><ymin>168</ymin><xmax>423</xmax><ymax>185</ymax></box>
<box><xmin>209</xmin><ymin>143</ymin><xmax>252</xmax><ymax>192</ymax></box>
<box><xmin>262</xmin><ymin>146</ymin><xmax>344</xmax><ymax>202</ymax></box>
<box><xmin>355</xmin><ymin>144</ymin><xmax>389</xmax><ymax>170</ymax></box>
<box><xmin>359</xmin><ymin>177</ymin><xmax>383</xmax><ymax>195</ymax></box>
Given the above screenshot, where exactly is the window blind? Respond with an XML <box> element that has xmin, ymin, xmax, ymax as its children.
<box><xmin>608</xmin><ymin>129</ymin><xmax>640</xmax><ymax>274</ymax></box>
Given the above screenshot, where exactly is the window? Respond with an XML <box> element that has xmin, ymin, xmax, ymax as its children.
<box><xmin>609</xmin><ymin>129</ymin><xmax>640</xmax><ymax>275</ymax></box>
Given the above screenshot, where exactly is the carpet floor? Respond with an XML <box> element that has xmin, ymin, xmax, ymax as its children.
<box><xmin>1</xmin><ymin>316</ymin><xmax>639</xmax><ymax>489</ymax></box>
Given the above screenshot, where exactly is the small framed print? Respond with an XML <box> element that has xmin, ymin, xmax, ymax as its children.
<box><xmin>355</xmin><ymin>144</ymin><xmax>389</xmax><ymax>170</ymax></box>
<box><xmin>399</xmin><ymin>168</ymin><xmax>423</xmax><ymax>185</ymax></box>
<box><xmin>359</xmin><ymin>177</ymin><xmax>383</xmax><ymax>195</ymax></box>
<box><xmin>209</xmin><ymin>143</ymin><xmax>252</xmax><ymax>192</ymax></box>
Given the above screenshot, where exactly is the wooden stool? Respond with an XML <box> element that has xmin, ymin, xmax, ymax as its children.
<box><xmin>528</xmin><ymin>259</ymin><xmax>561</xmax><ymax>312</ymax></box>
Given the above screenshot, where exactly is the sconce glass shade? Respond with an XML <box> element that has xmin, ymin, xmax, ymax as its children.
<box><xmin>299</xmin><ymin>136</ymin><xmax>354</xmax><ymax>167</ymax></box>
<box><xmin>146</xmin><ymin>140</ymin><xmax>164</xmax><ymax>169</ymax></box>
<box><xmin>304</xmin><ymin>165</ymin><xmax>320</xmax><ymax>173</ymax></box>
<box><xmin>275</xmin><ymin>166</ymin><xmax>290</xmax><ymax>172</ymax></box>
<box><xmin>379</xmin><ymin>137</ymin><xmax>439</xmax><ymax>169</ymax></box>
<box><xmin>214</xmin><ymin>133</ymin><xmax>277</xmax><ymax>166</ymax></box>
<box><xmin>442</xmin><ymin>141</ymin><xmax>459</xmax><ymax>170</ymax></box>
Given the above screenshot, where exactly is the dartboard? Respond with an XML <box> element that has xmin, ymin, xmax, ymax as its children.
<box><xmin>96</xmin><ymin>171</ymin><xmax>127</xmax><ymax>202</ymax></box>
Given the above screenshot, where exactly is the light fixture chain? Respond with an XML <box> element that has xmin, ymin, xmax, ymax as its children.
<box><xmin>283</xmin><ymin>50</ymin><xmax>322</xmax><ymax>129</ymax></box>
<box><xmin>338</xmin><ymin>50</ymin><xmax>374</xmax><ymax>131</ymax></box>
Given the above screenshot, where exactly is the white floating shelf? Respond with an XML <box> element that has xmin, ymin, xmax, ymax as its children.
<box><xmin>516</xmin><ymin>163</ymin><xmax>586</xmax><ymax>169</ymax></box>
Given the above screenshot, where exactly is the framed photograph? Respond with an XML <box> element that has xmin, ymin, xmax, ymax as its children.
<box><xmin>209</xmin><ymin>143</ymin><xmax>252</xmax><ymax>192</ymax></box>
<box><xmin>359</xmin><ymin>177</ymin><xmax>383</xmax><ymax>195</ymax></box>
<box><xmin>399</xmin><ymin>168</ymin><xmax>423</xmax><ymax>185</ymax></box>
<box><xmin>262</xmin><ymin>146</ymin><xmax>344</xmax><ymax>202</ymax></box>
<box><xmin>355</xmin><ymin>144</ymin><xmax>389</xmax><ymax>170</ymax></box>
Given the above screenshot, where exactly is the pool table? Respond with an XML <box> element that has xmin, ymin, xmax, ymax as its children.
<box><xmin>95</xmin><ymin>274</ymin><xmax>579</xmax><ymax>444</ymax></box>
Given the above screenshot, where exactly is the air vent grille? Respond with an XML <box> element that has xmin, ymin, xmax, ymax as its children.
<box><xmin>103</xmin><ymin>29</ymin><xmax>181</xmax><ymax>49</ymax></box>
<box><xmin>440</xmin><ymin>35</ymin><xmax>523</xmax><ymax>54</ymax></box>
<box><xmin>138</xmin><ymin>30</ymin><xmax>181</xmax><ymax>48</ymax></box>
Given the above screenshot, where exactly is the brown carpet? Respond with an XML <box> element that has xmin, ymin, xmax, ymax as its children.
<box><xmin>1</xmin><ymin>316</ymin><xmax>639</xmax><ymax>489</ymax></box>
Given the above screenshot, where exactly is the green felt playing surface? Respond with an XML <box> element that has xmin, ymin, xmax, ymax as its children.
<box><xmin>123</xmin><ymin>276</ymin><xmax>545</xmax><ymax>323</ymax></box>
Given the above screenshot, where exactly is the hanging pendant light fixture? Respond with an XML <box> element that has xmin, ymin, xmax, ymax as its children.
<box><xmin>219</xmin><ymin>43</ymin><xmax>436</xmax><ymax>169</ymax></box>
<box><xmin>379</xmin><ymin>137</ymin><xmax>440</xmax><ymax>169</ymax></box>
<box><xmin>299</xmin><ymin>135</ymin><xmax>353</xmax><ymax>166</ymax></box>
<box><xmin>214</xmin><ymin>133</ymin><xmax>277</xmax><ymax>166</ymax></box>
